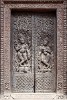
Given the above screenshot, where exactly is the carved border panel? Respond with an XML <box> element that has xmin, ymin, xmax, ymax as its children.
<box><xmin>3</xmin><ymin>3</ymin><xmax>64</xmax><ymax>94</ymax></box>
<box><xmin>2</xmin><ymin>0</ymin><xmax>64</xmax><ymax>4</ymax></box>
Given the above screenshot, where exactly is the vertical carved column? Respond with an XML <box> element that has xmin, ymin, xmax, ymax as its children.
<box><xmin>4</xmin><ymin>5</ymin><xmax>11</xmax><ymax>93</ymax></box>
<box><xmin>63</xmin><ymin>0</ymin><xmax>67</xmax><ymax>94</ymax></box>
<box><xmin>0</xmin><ymin>0</ymin><xmax>4</xmax><ymax>94</ymax></box>
<box><xmin>57</xmin><ymin>7</ymin><xmax>64</xmax><ymax>93</ymax></box>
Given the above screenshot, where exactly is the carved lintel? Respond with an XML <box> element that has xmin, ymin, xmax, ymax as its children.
<box><xmin>3</xmin><ymin>0</ymin><xmax>64</xmax><ymax>4</ymax></box>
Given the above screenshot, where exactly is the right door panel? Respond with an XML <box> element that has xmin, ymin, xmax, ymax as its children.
<box><xmin>34</xmin><ymin>12</ymin><xmax>57</xmax><ymax>92</ymax></box>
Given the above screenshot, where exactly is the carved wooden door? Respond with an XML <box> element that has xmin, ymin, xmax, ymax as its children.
<box><xmin>11</xmin><ymin>11</ymin><xmax>56</xmax><ymax>93</ymax></box>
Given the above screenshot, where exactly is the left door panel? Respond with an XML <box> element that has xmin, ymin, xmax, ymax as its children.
<box><xmin>11</xmin><ymin>11</ymin><xmax>34</xmax><ymax>93</ymax></box>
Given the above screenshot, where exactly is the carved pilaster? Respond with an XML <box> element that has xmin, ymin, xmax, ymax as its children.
<box><xmin>0</xmin><ymin>0</ymin><xmax>4</xmax><ymax>94</ymax></box>
<box><xmin>63</xmin><ymin>0</ymin><xmax>67</xmax><ymax>95</ymax></box>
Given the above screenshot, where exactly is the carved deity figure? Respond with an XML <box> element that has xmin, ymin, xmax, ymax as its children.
<box><xmin>14</xmin><ymin>35</ymin><xmax>31</xmax><ymax>73</ymax></box>
<box><xmin>38</xmin><ymin>37</ymin><xmax>53</xmax><ymax>72</ymax></box>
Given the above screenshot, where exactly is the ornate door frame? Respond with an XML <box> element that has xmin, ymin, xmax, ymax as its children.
<box><xmin>1</xmin><ymin>0</ymin><xmax>66</xmax><ymax>100</ymax></box>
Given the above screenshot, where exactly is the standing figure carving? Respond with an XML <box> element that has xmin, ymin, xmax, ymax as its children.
<box><xmin>38</xmin><ymin>37</ymin><xmax>53</xmax><ymax>72</ymax></box>
<box><xmin>14</xmin><ymin>34</ymin><xmax>31</xmax><ymax>73</ymax></box>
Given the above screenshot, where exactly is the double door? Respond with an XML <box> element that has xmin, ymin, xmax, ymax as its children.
<box><xmin>11</xmin><ymin>11</ymin><xmax>56</xmax><ymax>93</ymax></box>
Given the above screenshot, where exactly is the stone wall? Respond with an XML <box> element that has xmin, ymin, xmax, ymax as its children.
<box><xmin>0</xmin><ymin>0</ymin><xmax>67</xmax><ymax>100</ymax></box>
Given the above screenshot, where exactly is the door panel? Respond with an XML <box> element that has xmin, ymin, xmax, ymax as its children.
<box><xmin>11</xmin><ymin>12</ymin><xmax>34</xmax><ymax>92</ymax></box>
<box><xmin>34</xmin><ymin>13</ymin><xmax>56</xmax><ymax>92</ymax></box>
<box><xmin>11</xmin><ymin>11</ymin><xmax>56</xmax><ymax>93</ymax></box>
